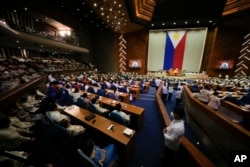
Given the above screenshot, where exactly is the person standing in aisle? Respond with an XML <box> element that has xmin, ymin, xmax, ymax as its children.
<box><xmin>175</xmin><ymin>88</ymin><xmax>182</xmax><ymax>106</ymax></box>
<box><xmin>155</xmin><ymin>77</ymin><xmax>162</xmax><ymax>90</ymax></box>
<box><xmin>168</xmin><ymin>85</ymin><xmax>174</xmax><ymax>102</ymax></box>
<box><xmin>161</xmin><ymin>81</ymin><xmax>168</xmax><ymax>103</ymax></box>
<box><xmin>161</xmin><ymin>107</ymin><xmax>185</xmax><ymax>166</ymax></box>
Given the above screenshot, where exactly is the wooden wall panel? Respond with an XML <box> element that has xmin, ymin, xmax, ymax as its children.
<box><xmin>119</xmin><ymin>29</ymin><xmax>149</xmax><ymax>74</ymax></box>
<box><xmin>206</xmin><ymin>25</ymin><xmax>248</xmax><ymax>77</ymax></box>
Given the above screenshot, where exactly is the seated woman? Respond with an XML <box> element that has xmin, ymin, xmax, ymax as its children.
<box><xmin>80</xmin><ymin>138</ymin><xmax>119</xmax><ymax>167</ymax></box>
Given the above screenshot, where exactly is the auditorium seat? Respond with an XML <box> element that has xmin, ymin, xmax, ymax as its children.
<box><xmin>109</xmin><ymin>112</ymin><xmax>129</xmax><ymax>126</ymax></box>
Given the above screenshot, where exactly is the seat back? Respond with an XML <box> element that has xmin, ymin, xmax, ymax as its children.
<box><xmin>75</xmin><ymin>98</ymin><xmax>87</xmax><ymax>109</ymax></box>
<box><xmin>77</xmin><ymin>149</ymin><xmax>98</xmax><ymax>167</ymax></box>
<box><xmin>119</xmin><ymin>87</ymin><xmax>127</xmax><ymax>93</ymax></box>
<box><xmin>239</xmin><ymin>95</ymin><xmax>250</xmax><ymax>106</ymax></box>
<box><xmin>96</xmin><ymin>89</ymin><xmax>105</xmax><ymax>96</ymax></box>
<box><xmin>109</xmin><ymin>112</ymin><xmax>126</xmax><ymax>126</ymax></box>
<box><xmin>87</xmin><ymin>86</ymin><xmax>95</xmax><ymax>94</ymax></box>
<box><xmin>107</xmin><ymin>93</ymin><xmax>117</xmax><ymax>100</ymax></box>
<box><xmin>88</xmin><ymin>102</ymin><xmax>99</xmax><ymax>114</ymax></box>
<box><xmin>45</xmin><ymin>111</ymin><xmax>58</xmax><ymax>125</ymax></box>
<box><xmin>110</xmin><ymin>84</ymin><xmax>116</xmax><ymax>90</ymax></box>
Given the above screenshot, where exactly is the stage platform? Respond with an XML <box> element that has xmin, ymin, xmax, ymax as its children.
<box><xmin>147</xmin><ymin>71</ymin><xmax>209</xmax><ymax>79</ymax></box>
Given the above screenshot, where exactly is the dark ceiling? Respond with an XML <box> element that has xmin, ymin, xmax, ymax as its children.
<box><xmin>0</xmin><ymin>0</ymin><xmax>249</xmax><ymax>54</ymax></box>
<box><xmin>2</xmin><ymin>0</ymin><xmax>231</xmax><ymax>34</ymax></box>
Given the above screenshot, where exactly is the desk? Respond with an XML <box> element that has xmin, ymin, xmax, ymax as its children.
<box><xmin>129</xmin><ymin>86</ymin><xmax>140</xmax><ymax>100</ymax></box>
<box><xmin>99</xmin><ymin>97</ymin><xmax>144</xmax><ymax>130</ymax></box>
<box><xmin>143</xmin><ymin>82</ymin><xmax>150</xmax><ymax>92</ymax></box>
<box><xmin>106</xmin><ymin>89</ymin><xmax>130</xmax><ymax>103</ymax></box>
<box><xmin>167</xmin><ymin>69</ymin><xmax>181</xmax><ymax>76</ymax></box>
<box><xmin>63</xmin><ymin>105</ymin><xmax>135</xmax><ymax>164</ymax></box>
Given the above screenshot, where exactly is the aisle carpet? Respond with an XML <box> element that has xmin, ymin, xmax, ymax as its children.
<box><xmin>127</xmin><ymin>87</ymin><xmax>206</xmax><ymax>167</ymax></box>
<box><xmin>128</xmin><ymin>87</ymin><xmax>164</xmax><ymax>167</ymax></box>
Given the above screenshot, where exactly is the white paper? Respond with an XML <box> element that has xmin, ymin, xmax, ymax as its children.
<box><xmin>123</xmin><ymin>128</ymin><xmax>133</xmax><ymax>136</ymax></box>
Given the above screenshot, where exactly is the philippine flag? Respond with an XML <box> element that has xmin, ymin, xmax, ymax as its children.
<box><xmin>163</xmin><ymin>31</ymin><xmax>187</xmax><ymax>70</ymax></box>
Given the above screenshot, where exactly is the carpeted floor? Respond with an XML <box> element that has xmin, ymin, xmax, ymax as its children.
<box><xmin>128</xmin><ymin>86</ymin><xmax>206</xmax><ymax>167</ymax></box>
<box><xmin>128</xmin><ymin>87</ymin><xmax>164</xmax><ymax>167</ymax></box>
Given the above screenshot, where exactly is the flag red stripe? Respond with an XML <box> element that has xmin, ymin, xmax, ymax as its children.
<box><xmin>172</xmin><ymin>33</ymin><xmax>187</xmax><ymax>69</ymax></box>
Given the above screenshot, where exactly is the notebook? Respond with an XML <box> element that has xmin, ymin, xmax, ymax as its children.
<box><xmin>85</xmin><ymin>113</ymin><xmax>96</xmax><ymax>121</ymax></box>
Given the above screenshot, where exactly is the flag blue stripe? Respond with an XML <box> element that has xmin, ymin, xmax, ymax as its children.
<box><xmin>163</xmin><ymin>34</ymin><xmax>174</xmax><ymax>70</ymax></box>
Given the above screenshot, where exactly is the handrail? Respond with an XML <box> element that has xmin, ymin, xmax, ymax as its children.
<box><xmin>0</xmin><ymin>75</ymin><xmax>47</xmax><ymax>111</ymax></box>
<box><xmin>182</xmin><ymin>85</ymin><xmax>250</xmax><ymax>166</ymax></box>
<box><xmin>155</xmin><ymin>82</ymin><xmax>216</xmax><ymax>167</ymax></box>
<box><xmin>183</xmin><ymin>85</ymin><xmax>250</xmax><ymax>140</ymax></box>
<box><xmin>220</xmin><ymin>100</ymin><xmax>250</xmax><ymax>119</ymax></box>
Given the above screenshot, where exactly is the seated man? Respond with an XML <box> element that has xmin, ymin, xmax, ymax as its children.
<box><xmin>110</xmin><ymin>103</ymin><xmax>130</xmax><ymax>125</ymax></box>
<box><xmin>47</xmin><ymin>103</ymin><xmax>86</xmax><ymax>136</ymax></box>
<box><xmin>20</xmin><ymin>97</ymin><xmax>40</xmax><ymax>113</ymax></box>
<box><xmin>80</xmin><ymin>138</ymin><xmax>119</xmax><ymax>167</ymax></box>
<box><xmin>0</xmin><ymin>116</ymin><xmax>35</xmax><ymax>151</ymax></box>
<box><xmin>91</xmin><ymin>97</ymin><xmax>109</xmax><ymax>114</ymax></box>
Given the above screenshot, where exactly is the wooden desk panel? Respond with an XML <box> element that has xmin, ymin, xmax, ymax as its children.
<box><xmin>106</xmin><ymin>89</ymin><xmax>130</xmax><ymax>103</ymax></box>
<box><xmin>98</xmin><ymin>119</ymin><xmax>135</xmax><ymax>163</ymax></box>
<box><xmin>129</xmin><ymin>87</ymin><xmax>140</xmax><ymax>100</ymax></box>
<box><xmin>64</xmin><ymin>106</ymin><xmax>108</xmax><ymax>126</ymax></box>
<box><xmin>144</xmin><ymin>82</ymin><xmax>150</xmax><ymax>93</ymax></box>
<box><xmin>98</xmin><ymin>120</ymin><xmax>135</xmax><ymax>145</ymax></box>
<box><xmin>63</xmin><ymin>105</ymin><xmax>135</xmax><ymax>163</ymax></box>
<box><xmin>118</xmin><ymin>92</ymin><xmax>129</xmax><ymax>103</ymax></box>
<box><xmin>99</xmin><ymin>97</ymin><xmax>144</xmax><ymax>130</ymax></box>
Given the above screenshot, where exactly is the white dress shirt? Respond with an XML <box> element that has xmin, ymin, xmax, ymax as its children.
<box><xmin>163</xmin><ymin>119</ymin><xmax>185</xmax><ymax>151</ymax></box>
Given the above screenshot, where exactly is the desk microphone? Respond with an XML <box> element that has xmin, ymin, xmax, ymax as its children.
<box><xmin>108</xmin><ymin>124</ymin><xmax>114</xmax><ymax>131</ymax></box>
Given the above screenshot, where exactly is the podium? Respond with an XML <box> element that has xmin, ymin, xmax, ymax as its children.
<box><xmin>167</xmin><ymin>69</ymin><xmax>181</xmax><ymax>76</ymax></box>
